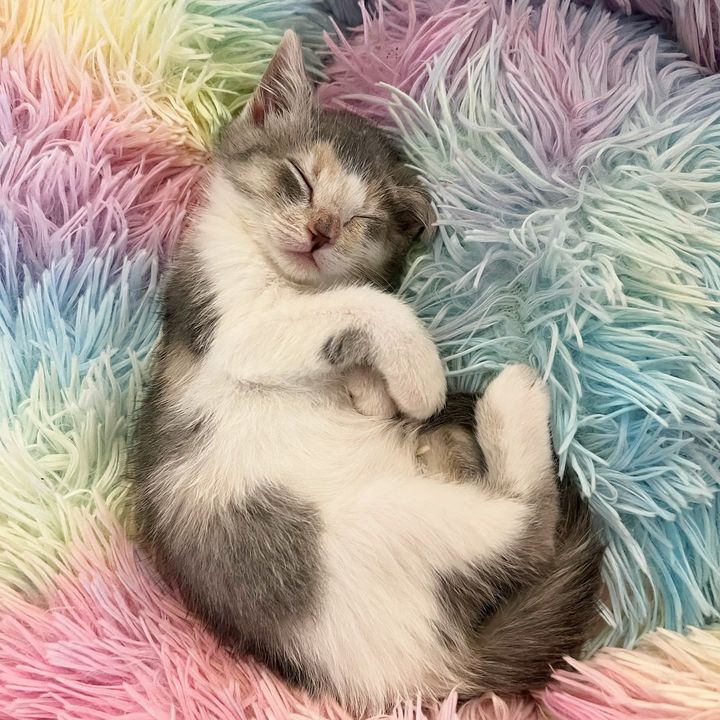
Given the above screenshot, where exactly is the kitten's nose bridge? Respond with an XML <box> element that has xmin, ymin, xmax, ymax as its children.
<box><xmin>308</xmin><ymin>210</ymin><xmax>341</xmax><ymax>248</ymax></box>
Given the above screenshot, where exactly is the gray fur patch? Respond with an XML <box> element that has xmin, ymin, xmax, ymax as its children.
<box><xmin>435</xmin><ymin>509</ymin><xmax>553</xmax><ymax>640</ymax></box>
<box><xmin>162</xmin><ymin>250</ymin><xmax>218</xmax><ymax>356</ymax></box>
<box><xmin>136</xmin><ymin>481</ymin><xmax>324</xmax><ymax>679</ymax></box>
<box><xmin>418</xmin><ymin>425</ymin><xmax>487</xmax><ymax>480</ymax></box>
<box><xmin>129</xmin><ymin>336</ymin><xmax>325</xmax><ymax>689</ymax></box>
<box><xmin>437</xmin><ymin>477</ymin><xmax>603</xmax><ymax>695</ymax></box>
<box><xmin>129</xmin><ymin>346</ymin><xmax>205</xmax><ymax>491</ymax></box>
<box><xmin>416</xmin><ymin>393</ymin><xmax>487</xmax><ymax>480</ymax></box>
<box><xmin>322</xmin><ymin>328</ymin><xmax>372</xmax><ymax>367</ymax></box>
<box><xmin>423</xmin><ymin>393</ymin><xmax>478</xmax><ymax>432</ymax></box>
<box><xmin>276</xmin><ymin>163</ymin><xmax>305</xmax><ymax>203</ymax></box>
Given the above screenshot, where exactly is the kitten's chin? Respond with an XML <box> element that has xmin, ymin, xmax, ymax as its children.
<box><xmin>286</xmin><ymin>249</ymin><xmax>319</xmax><ymax>270</ymax></box>
<box><xmin>275</xmin><ymin>248</ymin><xmax>325</xmax><ymax>286</ymax></box>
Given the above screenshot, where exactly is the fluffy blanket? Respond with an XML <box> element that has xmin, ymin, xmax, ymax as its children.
<box><xmin>1</xmin><ymin>1</ymin><xmax>720</xmax><ymax>718</ymax></box>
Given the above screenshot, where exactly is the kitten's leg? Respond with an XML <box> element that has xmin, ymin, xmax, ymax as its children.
<box><xmin>442</xmin><ymin>366</ymin><xmax>601</xmax><ymax>699</ymax></box>
<box><xmin>418</xmin><ymin>366</ymin><xmax>557</xmax><ymax>563</ymax></box>
<box><xmin>467</xmin><ymin>364</ymin><xmax>559</xmax><ymax>583</ymax></box>
<box><xmin>474</xmin><ymin>364</ymin><xmax>556</xmax><ymax>508</ymax></box>
<box><xmin>345</xmin><ymin>366</ymin><xmax>397</xmax><ymax>418</ymax></box>
<box><xmin>411</xmin><ymin>365</ymin><xmax>562</xmax><ymax>687</ymax></box>
<box><xmin>212</xmin><ymin>285</ymin><xmax>446</xmax><ymax>420</ymax></box>
<box><xmin>418</xmin><ymin>368</ymin><xmax>555</xmax><ymax>505</ymax></box>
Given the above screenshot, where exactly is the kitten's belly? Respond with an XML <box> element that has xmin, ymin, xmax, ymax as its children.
<box><xmin>201</xmin><ymin>384</ymin><xmax>418</xmax><ymax>498</ymax></box>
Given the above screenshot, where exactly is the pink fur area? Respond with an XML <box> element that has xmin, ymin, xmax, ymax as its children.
<box><xmin>323</xmin><ymin>0</ymin><xmax>662</xmax><ymax>180</ymax></box>
<box><xmin>319</xmin><ymin>0</ymin><xmax>654</xmax><ymax>136</ymax></box>
<box><xmin>542</xmin><ymin>627</ymin><xmax>720</xmax><ymax>719</ymax></box>
<box><xmin>318</xmin><ymin>1</ymin><xmax>503</xmax><ymax>122</ymax></box>
<box><xmin>587</xmin><ymin>1</ymin><xmax>720</xmax><ymax>71</ymax></box>
<box><xmin>0</xmin><ymin>45</ymin><xmax>203</xmax><ymax>269</ymax></box>
<box><xmin>0</xmin><ymin>507</ymin><xmax>347</xmax><ymax>720</ymax></box>
<box><xmin>0</xmin><ymin>506</ymin><xmax>542</xmax><ymax>720</ymax></box>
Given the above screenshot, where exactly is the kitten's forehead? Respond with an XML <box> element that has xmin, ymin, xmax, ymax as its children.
<box><xmin>307</xmin><ymin>141</ymin><xmax>371</xmax><ymax>213</ymax></box>
<box><xmin>314</xmin><ymin>111</ymin><xmax>402</xmax><ymax>178</ymax></box>
<box><xmin>220</xmin><ymin>110</ymin><xmax>395</xmax><ymax>168</ymax></box>
<box><xmin>310</xmin><ymin>142</ymin><xmax>340</xmax><ymax>175</ymax></box>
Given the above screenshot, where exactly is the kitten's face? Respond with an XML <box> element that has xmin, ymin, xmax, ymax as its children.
<box><xmin>214</xmin><ymin>31</ymin><xmax>433</xmax><ymax>289</ymax></box>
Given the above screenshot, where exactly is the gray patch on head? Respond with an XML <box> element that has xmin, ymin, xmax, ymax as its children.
<box><xmin>322</xmin><ymin>328</ymin><xmax>372</xmax><ymax>367</ymax></box>
<box><xmin>315</xmin><ymin>110</ymin><xmax>403</xmax><ymax>176</ymax></box>
<box><xmin>276</xmin><ymin>163</ymin><xmax>305</xmax><ymax>203</ymax></box>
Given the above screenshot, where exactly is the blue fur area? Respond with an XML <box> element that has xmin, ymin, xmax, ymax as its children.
<box><xmin>390</xmin><ymin>2</ymin><xmax>720</xmax><ymax>646</ymax></box>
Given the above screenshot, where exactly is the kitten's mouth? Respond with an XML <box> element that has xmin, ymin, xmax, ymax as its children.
<box><xmin>286</xmin><ymin>248</ymin><xmax>322</xmax><ymax>270</ymax></box>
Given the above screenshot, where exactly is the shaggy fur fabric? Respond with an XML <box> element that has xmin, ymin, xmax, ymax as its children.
<box><xmin>2</xmin><ymin>1</ymin><xmax>720</xmax><ymax>717</ymax></box>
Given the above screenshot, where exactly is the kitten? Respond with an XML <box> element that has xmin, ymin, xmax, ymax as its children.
<box><xmin>130</xmin><ymin>30</ymin><xmax>603</xmax><ymax>713</ymax></box>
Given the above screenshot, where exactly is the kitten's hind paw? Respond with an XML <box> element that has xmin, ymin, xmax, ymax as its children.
<box><xmin>475</xmin><ymin>364</ymin><xmax>553</xmax><ymax>495</ymax></box>
<box><xmin>480</xmin><ymin>364</ymin><xmax>550</xmax><ymax>430</ymax></box>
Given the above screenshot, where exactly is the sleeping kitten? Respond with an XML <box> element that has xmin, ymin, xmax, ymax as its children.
<box><xmin>130</xmin><ymin>30</ymin><xmax>603</xmax><ymax>713</ymax></box>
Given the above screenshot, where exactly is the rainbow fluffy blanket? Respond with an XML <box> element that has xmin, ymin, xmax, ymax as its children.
<box><xmin>2</xmin><ymin>1</ymin><xmax>720</xmax><ymax>718</ymax></box>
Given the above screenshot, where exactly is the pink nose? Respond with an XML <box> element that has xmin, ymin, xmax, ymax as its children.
<box><xmin>307</xmin><ymin>212</ymin><xmax>340</xmax><ymax>251</ymax></box>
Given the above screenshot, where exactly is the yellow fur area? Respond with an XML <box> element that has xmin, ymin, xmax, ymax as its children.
<box><xmin>2</xmin><ymin>0</ymin><xmax>326</xmax><ymax>148</ymax></box>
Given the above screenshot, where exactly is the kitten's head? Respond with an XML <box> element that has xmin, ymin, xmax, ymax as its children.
<box><xmin>214</xmin><ymin>30</ymin><xmax>434</xmax><ymax>289</ymax></box>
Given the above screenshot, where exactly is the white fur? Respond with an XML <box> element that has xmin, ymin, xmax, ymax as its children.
<box><xmin>476</xmin><ymin>364</ymin><xmax>554</xmax><ymax>495</ymax></box>
<box><xmin>345</xmin><ymin>366</ymin><xmax>397</xmax><ymax>418</ymax></box>
<box><xmin>158</xmin><ymin>173</ymin><xmax>555</xmax><ymax>710</ymax></box>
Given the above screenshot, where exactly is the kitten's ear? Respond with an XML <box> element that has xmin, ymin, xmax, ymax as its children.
<box><xmin>393</xmin><ymin>185</ymin><xmax>436</xmax><ymax>244</ymax></box>
<box><xmin>242</xmin><ymin>30</ymin><xmax>312</xmax><ymax>126</ymax></box>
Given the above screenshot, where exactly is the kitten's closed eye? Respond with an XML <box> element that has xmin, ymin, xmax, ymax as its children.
<box><xmin>284</xmin><ymin>161</ymin><xmax>377</xmax><ymax>226</ymax></box>
<box><xmin>287</xmin><ymin>160</ymin><xmax>313</xmax><ymax>202</ymax></box>
<box><xmin>284</xmin><ymin>158</ymin><xmax>380</xmax><ymax>229</ymax></box>
<box><xmin>345</xmin><ymin>214</ymin><xmax>381</xmax><ymax>226</ymax></box>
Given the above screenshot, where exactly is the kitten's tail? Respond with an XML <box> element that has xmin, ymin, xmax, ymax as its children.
<box><xmin>464</xmin><ymin>479</ymin><xmax>604</xmax><ymax>695</ymax></box>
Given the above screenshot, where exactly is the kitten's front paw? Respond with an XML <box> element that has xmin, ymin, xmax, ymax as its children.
<box><xmin>386</xmin><ymin>333</ymin><xmax>447</xmax><ymax>421</ymax></box>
